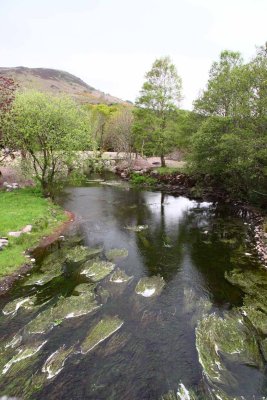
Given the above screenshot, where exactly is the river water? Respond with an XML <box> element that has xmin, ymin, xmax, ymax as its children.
<box><xmin>0</xmin><ymin>179</ymin><xmax>266</xmax><ymax>399</ymax></box>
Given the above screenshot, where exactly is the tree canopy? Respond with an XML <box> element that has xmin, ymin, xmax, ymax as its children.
<box><xmin>3</xmin><ymin>91</ymin><xmax>92</xmax><ymax>195</ymax></box>
<box><xmin>133</xmin><ymin>56</ymin><xmax>183</xmax><ymax>166</ymax></box>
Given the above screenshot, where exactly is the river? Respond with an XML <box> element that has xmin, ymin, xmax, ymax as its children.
<box><xmin>0</xmin><ymin>178</ymin><xmax>266</xmax><ymax>399</ymax></box>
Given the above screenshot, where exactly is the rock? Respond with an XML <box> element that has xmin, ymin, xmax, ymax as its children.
<box><xmin>8</xmin><ymin>231</ymin><xmax>22</xmax><ymax>238</ymax></box>
<box><xmin>22</xmin><ymin>225</ymin><xmax>32</xmax><ymax>233</ymax></box>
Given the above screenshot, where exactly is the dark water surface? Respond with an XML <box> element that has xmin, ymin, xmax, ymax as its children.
<box><xmin>0</xmin><ymin>180</ymin><xmax>265</xmax><ymax>399</ymax></box>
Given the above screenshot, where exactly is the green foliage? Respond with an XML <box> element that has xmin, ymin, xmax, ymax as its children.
<box><xmin>190</xmin><ymin>45</ymin><xmax>267</xmax><ymax>205</ymax></box>
<box><xmin>130</xmin><ymin>173</ymin><xmax>157</xmax><ymax>186</ymax></box>
<box><xmin>155</xmin><ymin>166</ymin><xmax>185</xmax><ymax>175</ymax></box>
<box><xmin>2</xmin><ymin>91</ymin><xmax>92</xmax><ymax>195</ymax></box>
<box><xmin>83</xmin><ymin>103</ymin><xmax>119</xmax><ymax>151</ymax></box>
<box><xmin>0</xmin><ymin>188</ymin><xmax>67</xmax><ymax>276</ymax></box>
<box><xmin>133</xmin><ymin>57</ymin><xmax>183</xmax><ymax>166</ymax></box>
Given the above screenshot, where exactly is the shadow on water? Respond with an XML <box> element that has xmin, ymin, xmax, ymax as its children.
<box><xmin>0</xmin><ymin>178</ymin><xmax>265</xmax><ymax>399</ymax></box>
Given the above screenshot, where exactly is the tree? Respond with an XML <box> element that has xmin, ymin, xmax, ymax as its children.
<box><xmin>190</xmin><ymin>46</ymin><xmax>267</xmax><ymax>206</ymax></box>
<box><xmin>133</xmin><ymin>56</ymin><xmax>182</xmax><ymax>166</ymax></box>
<box><xmin>84</xmin><ymin>103</ymin><xmax>118</xmax><ymax>151</ymax></box>
<box><xmin>104</xmin><ymin>106</ymin><xmax>134</xmax><ymax>158</ymax></box>
<box><xmin>194</xmin><ymin>51</ymin><xmax>244</xmax><ymax>118</ymax></box>
<box><xmin>0</xmin><ymin>76</ymin><xmax>18</xmax><ymax>162</ymax></box>
<box><xmin>3</xmin><ymin>91</ymin><xmax>92</xmax><ymax>196</ymax></box>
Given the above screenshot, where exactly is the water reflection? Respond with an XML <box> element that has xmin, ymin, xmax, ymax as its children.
<box><xmin>0</xmin><ymin>183</ymin><xmax>262</xmax><ymax>399</ymax></box>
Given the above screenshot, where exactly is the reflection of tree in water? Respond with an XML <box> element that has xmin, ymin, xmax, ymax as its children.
<box><xmin>186</xmin><ymin>204</ymin><xmax>251</xmax><ymax>306</ymax></box>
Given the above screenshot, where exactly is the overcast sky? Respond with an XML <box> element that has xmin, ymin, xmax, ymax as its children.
<box><xmin>1</xmin><ymin>0</ymin><xmax>266</xmax><ymax>109</ymax></box>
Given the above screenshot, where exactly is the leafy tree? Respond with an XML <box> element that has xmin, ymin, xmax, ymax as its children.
<box><xmin>84</xmin><ymin>103</ymin><xmax>118</xmax><ymax>151</ymax></box>
<box><xmin>104</xmin><ymin>106</ymin><xmax>134</xmax><ymax>158</ymax></box>
<box><xmin>190</xmin><ymin>46</ymin><xmax>267</xmax><ymax>206</ymax></box>
<box><xmin>194</xmin><ymin>50</ymin><xmax>244</xmax><ymax>118</ymax></box>
<box><xmin>133</xmin><ymin>56</ymin><xmax>182</xmax><ymax>166</ymax></box>
<box><xmin>0</xmin><ymin>76</ymin><xmax>18</xmax><ymax>162</ymax></box>
<box><xmin>3</xmin><ymin>91</ymin><xmax>92</xmax><ymax>196</ymax></box>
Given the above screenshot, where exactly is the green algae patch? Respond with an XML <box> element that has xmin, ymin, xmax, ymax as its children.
<box><xmin>23</xmin><ymin>265</ymin><xmax>63</xmax><ymax>286</ymax></box>
<box><xmin>161</xmin><ymin>383</ymin><xmax>197</xmax><ymax>400</ymax></box>
<box><xmin>196</xmin><ymin>313</ymin><xmax>262</xmax><ymax>387</ymax></box>
<box><xmin>65</xmin><ymin>245</ymin><xmax>99</xmax><ymax>266</ymax></box>
<box><xmin>3</xmin><ymin>333</ymin><xmax>23</xmax><ymax>350</ymax></box>
<box><xmin>183</xmin><ymin>288</ymin><xmax>212</xmax><ymax>326</ymax></box>
<box><xmin>2</xmin><ymin>295</ymin><xmax>37</xmax><ymax>316</ymax></box>
<box><xmin>135</xmin><ymin>275</ymin><xmax>165</xmax><ymax>297</ymax></box>
<box><xmin>81</xmin><ymin>260</ymin><xmax>115</xmax><ymax>281</ymax></box>
<box><xmin>226</xmin><ymin>267</ymin><xmax>267</xmax><ymax>335</ymax></box>
<box><xmin>42</xmin><ymin>344</ymin><xmax>75</xmax><ymax>379</ymax></box>
<box><xmin>2</xmin><ymin>340</ymin><xmax>47</xmax><ymax>375</ymax></box>
<box><xmin>81</xmin><ymin>316</ymin><xmax>124</xmax><ymax>354</ymax></box>
<box><xmin>110</xmin><ymin>268</ymin><xmax>132</xmax><ymax>283</ymax></box>
<box><xmin>56</xmin><ymin>292</ymin><xmax>100</xmax><ymax>319</ymax></box>
<box><xmin>125</xmin><ymin>225</ymin><xmax>148</xmax><ymax>232</ymax></box>
<box><xmin>74</xmin><ymin>282</ymin><xmax>96</xmax><ymax>294</ymax></box>
<box><xmin>105</xmin><ymin>248</ymin><xmax>128</xmax><ymax>262</ymax></box>
<box><xmin>225</xmin><ymin>268</ymin><xmax>267</xmax><ymax>296</ymax></box>
<box><xmin>26</xmin><ymin>292</ymin><xmax>100</xmax><ymax>334</ymax></box>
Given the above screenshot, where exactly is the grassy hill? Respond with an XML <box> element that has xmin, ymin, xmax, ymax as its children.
<box><xmin>0</xmin><ymin>66</ymin><xmax>126</xmax><ymax>105</ymax></box>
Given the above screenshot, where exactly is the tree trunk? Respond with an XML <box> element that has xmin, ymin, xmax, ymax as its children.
<box><xmin>160</xmin><ymin>154</ymin><xmax>166</xmax><ymax>167</ymax></box>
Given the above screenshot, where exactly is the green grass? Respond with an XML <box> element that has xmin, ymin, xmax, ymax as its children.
<box><xmin>0</xmin><ymin>187</ymin><xmax>67</xmax><ymax>277</ymax></box>
<box><xmin>155</xmin><ymin>165</ymin><xmax>185</xmax><ymax>175</ymax></box>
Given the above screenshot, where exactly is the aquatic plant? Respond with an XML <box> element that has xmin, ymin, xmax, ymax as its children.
<box><xmin>2</xmin><ymin>295</ymin><xmax>36</xmax><ymax>316</ymax></box>
<box><xmin>196</xmin><ymin>313</ymin><xmax>262</xmax><ymax>389</ymax></box>
<box><xmin>26</xmin><ymin>291</ymin><xmax>100</xmax><ymax>334</ymax></box>
<box><xmin>135</xmin><ymin>275</ymin><xmax>165</xmax><ymax>297</ymax></box>
<box><xmin>110</xmin><ymin>268</ymin><xmax>132</xmax><ymax>283</ymax></box>
<box><xmin>81</xmin><ymin>316</ymin><xmax>124</xmax><ymax>354</ymax></box>
<box><xmin>42</xmin><ymin>344</ymin><xmax>75</xmax><ymax>379</ymax></box>
<box><xmin>125</xmin><ymin>224</ymin><xmax>149</xmax><ymax>232</ymax></box>
<box><xmin>81</xmin><ymin>260</ymin><xmax>115</xmax><ymax>281</ymax></box>
<box><xmin>105</xmin><ymin>248</ymin><xmax>128</xmax><ymax>262</ymax></box>
<box><xmin>2</xmin><ymin>341</ymin><xmax>47</xmax><ymax>375</ymax></box>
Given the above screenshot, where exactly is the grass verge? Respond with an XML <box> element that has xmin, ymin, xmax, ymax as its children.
<box><xmin>155</xmin><ymin>166</ymin><xmax>185</xmax><ymax>175</ymax></box>
<box><xmin>0</xmin><ymin>187</ymin><xmax>68</xmax><ymax>277</ymax></box>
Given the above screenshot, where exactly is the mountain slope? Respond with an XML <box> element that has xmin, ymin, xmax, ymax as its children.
<box><xmin>0</xmin><ymin>66</ymin><xmax>126</xmax><ymax>105</ymax></box>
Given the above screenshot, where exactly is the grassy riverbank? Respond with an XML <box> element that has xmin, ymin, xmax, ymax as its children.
<box><xmin>0</xmin><ymin>187</ymin><xmax>68</xmax><ymax>277</ymax></box>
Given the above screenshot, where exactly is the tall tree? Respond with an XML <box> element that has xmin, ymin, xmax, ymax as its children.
<box><xmin>133</xmin><ymin>56</ymin><xmax>182</xmax><ymax>166</ymax></box>
<box><xmin>0</xmin><ymin>76</ymin><xmax>18</xmax><ymax>162</ymax></box>
<box><xmin>3</xmin><ymin>91</ymin><xmax>92</xmax><ymax>196</ymax></box>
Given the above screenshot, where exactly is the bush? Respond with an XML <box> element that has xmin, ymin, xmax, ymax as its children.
<box><xmin>130</xmin><ymin>173</ymin><xmax>157</xmax><ymax>186</ymax></box>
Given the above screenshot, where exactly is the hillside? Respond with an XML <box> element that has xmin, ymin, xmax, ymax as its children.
<box><xmin>0</xmin><ymin>66</ymin><xmax>126</xmax><ymax>105</ymax></box>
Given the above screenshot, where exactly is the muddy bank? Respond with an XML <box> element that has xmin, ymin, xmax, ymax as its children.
<box><xmin>0</xmin><ymin>210</ymin><xmax>75</xmax><ymax>296</ymax></box>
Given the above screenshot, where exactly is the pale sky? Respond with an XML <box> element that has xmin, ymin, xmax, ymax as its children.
<box><xmin>1</xmin><ymin>0</ymin><xmax>266</xmax><ymax>109</ymax></box>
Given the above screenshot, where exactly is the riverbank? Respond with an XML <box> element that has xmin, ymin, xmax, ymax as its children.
<box><xmin>116</xmin><ymin>166</ymin><xmax>267</xmax><ymax>268</ymax></box>
<box><xmin>0</xmin><ymin>187</ymin><xmax>72</xmax><ymax>294</ymax></box>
